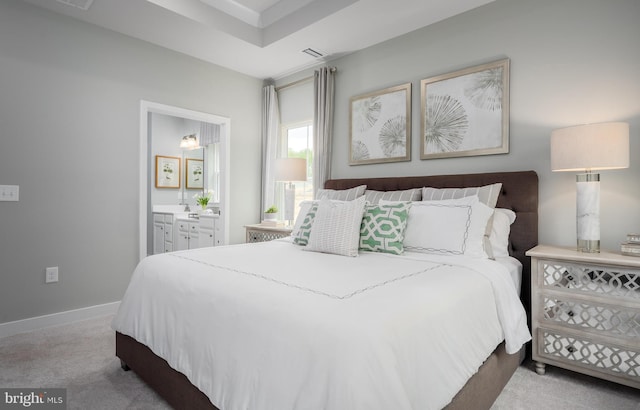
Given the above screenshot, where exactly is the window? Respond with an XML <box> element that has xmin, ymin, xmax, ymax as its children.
<box><xmin>281</xmin><ymin>122</ymin><xmax>313</xmax><ymax>220</ymax></box>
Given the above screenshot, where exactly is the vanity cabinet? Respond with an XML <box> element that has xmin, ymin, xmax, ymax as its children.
<box><xmin>175</xmin><ymin>219</ymin><xmax>200</xmax><ymax>251</ymax></box>
<box><xmin>152</xmin><ymin>213</ymin><xmax>174</xmax><ymax>254</ymax></box>
<box><xmin>198</xmin><ymin>215</ymin><xmax>220</xmax><ymax>247</ymax></box>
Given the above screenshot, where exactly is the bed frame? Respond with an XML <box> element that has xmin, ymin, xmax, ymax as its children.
<box><xmin>116</xmin><ymin>170</ymin><xmax>538</xmax><ymax>410</ymax></box>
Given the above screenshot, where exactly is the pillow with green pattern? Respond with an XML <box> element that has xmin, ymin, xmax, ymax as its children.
<box><xmin>292</xmin><ymin>202</ymin><xmax>319</xmax><ymax>245</ymax></box>
<box><xmin>359</xmin><ymin>202</ymin><xmax>411</xmax><ymax>255</ymax></box>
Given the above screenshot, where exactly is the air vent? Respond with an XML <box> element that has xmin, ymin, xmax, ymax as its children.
<box><xmin>302</xmin><ymin>48</ymin><xmax>324</xmax><ymax>59</ymax></box>
<box><xmin>56</xmin><ymin>0</ymin><xmax>94</xmax><ymax>11</ymax></box>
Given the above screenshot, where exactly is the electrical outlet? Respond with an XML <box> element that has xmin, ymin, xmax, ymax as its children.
<box><xmin>45</xmin><ymin>267</ymin><xmax>59</xmax><ymax>283</ymax></box>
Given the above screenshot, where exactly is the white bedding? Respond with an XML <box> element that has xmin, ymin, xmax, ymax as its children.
<box><xmin>112</xmin><ymin>240</ymin><xmax>530</xmax><ymax>410</ymax></box>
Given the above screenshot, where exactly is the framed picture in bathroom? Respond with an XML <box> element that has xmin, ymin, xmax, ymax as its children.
<box><xmin>155</xmin><ymin>155</ymin><xmax>180</xmax><ymax>189</ymax></box>
<box><xmin>186</xmin><ymin>158</ymin><xmax>204</xmax><ymax>189</ymax></box>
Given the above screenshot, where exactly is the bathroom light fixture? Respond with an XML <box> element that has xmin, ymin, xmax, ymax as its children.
<box><xmin>551</xmin><ymin>122</ymin><xmax>629</xmax><ymax>253</ymax></box>
<box><xmin>179</xmin><ymin>134</ymin><xmax>199</xmax><ymax>149</ymax></box>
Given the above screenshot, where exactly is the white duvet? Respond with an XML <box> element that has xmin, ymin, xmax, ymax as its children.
<box><xmin>112</xmin><ymin>239</ymin><xmax>530</xmax><ymax>410</ymax></box>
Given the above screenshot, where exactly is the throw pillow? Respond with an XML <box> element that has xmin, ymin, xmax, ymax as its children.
<box><xmin>306</xmin><ymin>196</ymin><xmax>366</xmax><ymax>257</ymax></box>
<box><xmin>360</xmin><ymin>202</ymin><xmax>411</xmax><ymax>255</ymax></box>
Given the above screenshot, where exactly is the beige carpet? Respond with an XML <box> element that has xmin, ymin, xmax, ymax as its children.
<box><xmin>0</xmin><ymin>315</ymin><xmax>638</xmax><ymax>409</ymax></box>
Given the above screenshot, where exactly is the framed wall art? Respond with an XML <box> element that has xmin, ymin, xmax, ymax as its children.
<box><xmin>155</xmin><ymin>155</ymin><xmax>180</xmax><ymax>189</ymax></box>
<box><xmin>420</xmin><ymin>58</ymin><xmax>509</xmax><ymax>159</ymax></box>
<box><xmin>349</xmin><ymin>83</ymin><xmax>411</xmax><ymax>165</ymax></box>
<box><xmin>186</xmin><ymin>158</ymin><xmax>204</xmax><ymax>189</ymax></box>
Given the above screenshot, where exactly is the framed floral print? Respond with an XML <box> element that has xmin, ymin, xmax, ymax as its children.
<box><xmin>186</xmin><ymin>158</ymin><xmax>204</xmax><ymax>189</ymax></box>
<box><xmin>155</xmin><ymin>155</ymin><xmax>180</xmax><ymax>189</ymax></box>
<box><xmin>349</xmin><ymin>83</ymin><xmax>411</xmax><ymax>165</ymax></box>
<box><xmin>420</xmin><ymin>58</ymin><xmax>509</xmax><ymax>159</ymax></box>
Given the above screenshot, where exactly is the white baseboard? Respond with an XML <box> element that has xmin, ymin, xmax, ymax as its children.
<box><xmin>0</xmin><ymin>301</ymin><xmax>120</xmax><ymax>339</ymax></box>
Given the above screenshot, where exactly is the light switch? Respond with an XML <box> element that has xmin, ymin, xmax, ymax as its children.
<box><xmin>0</xmin><ymin>185</ymin><xmax>19</xmax><ymax>201</ymax></box>
<box><xmin>46</xmin><ymin>266</ymin><xmax>59</xmax><ymax>283</ymax></box>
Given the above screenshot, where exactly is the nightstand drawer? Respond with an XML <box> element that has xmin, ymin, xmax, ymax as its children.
<box><xmin>247</xmin><ymin>230</ymin><xmax>288</xmax><ymax>243</ymax></box>
<box><xmin>540</xmin><ymin>295</ymin><xmax>640</xmax><ymax>340</ymax></box>
<box><xmin>244</xmin><ymin>224</ymin><xmax>292</xmax><ymax>243</ymax></box>
<box><xmin>537</xmin><ymin>259</ymin><xmax>640</xmax><ymax>303</ymax></box>
<box><xmin>536</xmin><ymin>327</ymin><xmax>640</xmax><ymax>388</ymax></box>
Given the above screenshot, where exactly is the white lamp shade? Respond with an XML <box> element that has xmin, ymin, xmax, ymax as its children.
<box><xmin>550</xmin><ymin>122</ymin><xmax>629</xmax><ymax>172</ymax></box>
<box><xmin>275</xmin><ymin>158</ymin><xmax>307</xmax><ymax>182</ymax></box>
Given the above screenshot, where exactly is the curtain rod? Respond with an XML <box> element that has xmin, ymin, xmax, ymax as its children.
<box><xmin>275</xmin><ymin>67</ymin><xmax>336</xmax><ymax>92</ymax></box>
<box><xmin>275</xmin><ymin>76</ymin><xmax>312</xmax><ymax>92</ymax></box>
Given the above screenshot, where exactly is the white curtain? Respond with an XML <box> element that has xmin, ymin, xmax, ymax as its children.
<box><xmin>261</xmin><ymin>84</ymin><xmax>281</xmax><ymax>218</ymax></box>
<box><xmin>313</xmin><ymin>67</ymin><xmax>336</xmax><ymax>197</ymax></box>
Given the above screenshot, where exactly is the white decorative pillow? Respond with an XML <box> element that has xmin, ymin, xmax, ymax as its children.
<box><xmin>364</xmin><ymin>188</ymin><xmax>421</xmax><ymax>205</ymax></box>
<box><xmin>490</xmin><ymin>208</ymin><xmax>516</xmax><ymax>258</ymax></box>
<box><xmin>316</xmin><ymin>185</ymin><xmax>366</xmax><ymax>201</ymax></box>
<box><xmin>392</xmin><ymin>196</ymin><xmax>494</xmax><ymax>258</ymax></box>
<box><xmin>422</xmin><ymin>183</ymin><xmax>502</xmax><ymax>258</ymax></box>
<box><xmin>306</xmin><ymin>196</ymin><xmax>366</xmax><ymax>257</ymax></box>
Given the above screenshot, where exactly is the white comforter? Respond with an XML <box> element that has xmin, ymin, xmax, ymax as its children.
<box><xmin>112</xmin><ymin>240</ymin><xmax>530</xmax><ymax>410</ymax></box>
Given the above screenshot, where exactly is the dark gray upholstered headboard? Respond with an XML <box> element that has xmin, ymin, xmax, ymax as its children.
<box><xmin>324</xmin><ymin>170</ymin><xmax>539</xmax><ymax>317</ymax></box>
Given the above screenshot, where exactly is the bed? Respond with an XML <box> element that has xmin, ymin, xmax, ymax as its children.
<box><xmin>113</xmin><ymin>170</ymin><xmax>538</xmax><ymax>410</ymax></box>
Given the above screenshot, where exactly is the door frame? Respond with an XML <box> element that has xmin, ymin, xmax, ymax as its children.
<box><xmin>139</xmin><ymin>100</ymin><xmax>230</xmax><ymax>261</ymax></box>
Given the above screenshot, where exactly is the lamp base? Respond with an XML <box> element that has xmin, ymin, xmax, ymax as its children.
<box><xmin>577</xmin><ymin>239</ymin><xmax>600</xmax><ymax>253</ymax></box>
<box><xmin>284</xmin><ymin>182</ymin><xmax>295</xmax><ymax>227</ymax></box>
<box><xmin>576</xmin><ymin>173</ymin><xmax>600</xmax><ymax>253</ymax></box>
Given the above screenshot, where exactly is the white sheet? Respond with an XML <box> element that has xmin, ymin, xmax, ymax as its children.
<box><xmin>112</xmin><ymin>240</ymin><xmax>530</xmax><ymax>410</ymax></box>
<box><xmin>496</xmin><ymin>256</ymin><xmax>523</xmax><ymax>296</ymax></box>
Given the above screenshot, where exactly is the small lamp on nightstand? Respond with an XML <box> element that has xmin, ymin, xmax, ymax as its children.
<box><xmin>275</xmin><ymin>158</ymin><xmax>307</xmax><ymax>227</ymax></box>
<box><xmin>551</xmin><ymin>122</ymin><xmax>629</xmax><ymax>253</ymax></box>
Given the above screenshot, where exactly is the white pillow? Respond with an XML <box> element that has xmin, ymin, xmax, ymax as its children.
<box><xmin>306</xmin><ymin>196</ymin><xmax>366</xmax><ymax>257</ymax></box>
<box><xmin>387</xmin><ymin>196</ymin><xmax>494</xmax><ymax>258</ymax></box>
<box><xmin>422</xmin><ymin>183</ymin><xmax>502</xmax><ymax>258</ymax></box>
<box><xmin>316</xmin><ymin>185</ymin><xmax>366</xmax><ymax>201</ymax></box>
<box><xmin>490</xmin><ymin>208</ymin><xmax>516</xmax><ymax>258</ymax></box>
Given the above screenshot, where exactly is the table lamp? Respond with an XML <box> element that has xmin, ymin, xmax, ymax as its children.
<box><xmin>275</xmin><ymin>158</ymin><xmax>307</xmax><ymax>226</ymax></box>
<box><xmin>551</xmin><ymin>122</ymin><xmax>629</xmax><ymax>253</ymax></box>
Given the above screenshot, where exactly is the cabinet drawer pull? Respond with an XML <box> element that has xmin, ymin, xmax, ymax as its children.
<box><xmin>566</xmin><ymin>345</ymin><xmax>577</xmax><ymax>353</ymax></box>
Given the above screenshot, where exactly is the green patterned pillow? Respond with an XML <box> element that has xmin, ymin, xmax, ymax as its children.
<box><xmin>359</xmin><ymin>202</ymin><xmax>411</xmax><ymax>255</ymax></box>
<box><xmin>293</xmin><ymin>203</ymin><xmax>319</xmax><ymax>245</ymax></box>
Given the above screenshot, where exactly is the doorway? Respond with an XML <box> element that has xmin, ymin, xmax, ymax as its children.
<box><xmin>139</xmin><ymin>100</ymin><xmax>230</xmax><ymax>261</ymax></box>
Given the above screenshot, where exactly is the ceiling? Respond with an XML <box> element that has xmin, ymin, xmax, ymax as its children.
<box><xmin>20</xmin><ymin>0</ymin><xmax>494</xmax><ymax>79</ymax></box>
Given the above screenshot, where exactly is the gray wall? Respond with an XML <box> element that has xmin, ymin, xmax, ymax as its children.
<box><xmin>0</xmin><ymin>0</ymin><xmax>262</xmax><ymax>323</ymax></box>
<box><xmin>278</xmin><ymin>0</ymin><xmax>640</xmax><ymax>252</ymax></box>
